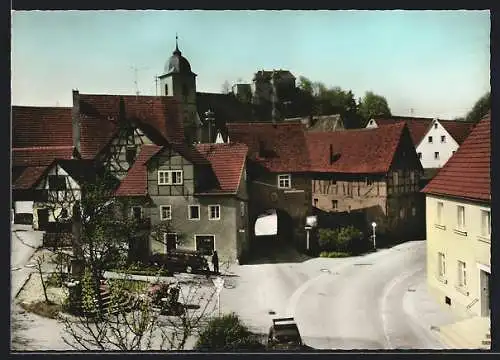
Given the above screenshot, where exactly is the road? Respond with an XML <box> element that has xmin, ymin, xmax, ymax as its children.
<box><xmin>221</xmin><ymin>240</ymin><xmax>460</xmax><ymax>350</ymax></box>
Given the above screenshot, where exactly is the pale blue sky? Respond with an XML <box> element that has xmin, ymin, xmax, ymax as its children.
<box><xmin>11</xmin><ymin>10</ymin><xmax>490</xmax><ymax>119</ymax></box>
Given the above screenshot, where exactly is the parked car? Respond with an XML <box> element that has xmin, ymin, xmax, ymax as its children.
<box><xmin>267</xmin><ymin>317</ymin><xmax>305</xmax><ymax>350</ymax></box>
<box><xmin>150</xmin><ymin>249</ymin><xmax>209</xmax><ymax>274</ymax></box>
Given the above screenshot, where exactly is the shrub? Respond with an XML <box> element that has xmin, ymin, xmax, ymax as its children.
<box><xmin>318</xmin><ymin>228</ymin><xmax>338</xmax><ymax>252</ymax></box>
<box><xmin>195</xmin><ymin>312</ymin><xmax>266</xmax><ymax>352</ymax></box>
<box><xmin>319</xmin><ymin>251</ymin><xmax>351</xmax><ymax>258</ymax></box>
<box><xmin>317</xmin><ymin>226</ymin><xmax>365</xmax><ymax>254</ymax></box>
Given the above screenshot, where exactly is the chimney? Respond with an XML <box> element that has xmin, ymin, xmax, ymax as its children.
<box><xmin>72</xmin><ymin>90</ymin><xmax>81</xmax><ymax>156</ymax></box>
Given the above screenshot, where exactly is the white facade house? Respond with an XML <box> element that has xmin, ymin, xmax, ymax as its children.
<box><xmin>416</xmin><ymin>119</ymin><xmax>460</xmax><ymax>169</ymax></box>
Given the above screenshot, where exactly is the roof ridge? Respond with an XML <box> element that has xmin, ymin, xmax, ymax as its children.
<box><xmin>12</xmin><ymin>145</ymin><xmax>74</xmax><ymax>151</ymax></box>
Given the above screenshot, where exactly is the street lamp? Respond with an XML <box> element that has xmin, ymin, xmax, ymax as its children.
<box><xmin>305</xmin><ymin>216</ymin><xmax>318</xmax><ymax>252</ymax></box>
<box><xmin>371</xmin><ymin>222</ymin><xmax>377</xmax><ymax>250</ymax></box>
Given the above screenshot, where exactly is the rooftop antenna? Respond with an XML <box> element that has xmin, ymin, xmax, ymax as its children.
<box><xmin>154</xmin><ymin>75</ymin><xmax>160</xmax><ymax>96</ymax></box>
<box><xmin>130</xmin><ymin>65</ymin><xmax>149</xmax><ymax>96</ymax></box>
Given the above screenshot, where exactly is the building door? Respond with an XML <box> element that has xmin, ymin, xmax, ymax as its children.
<box><xmin>165</xmin><ymin>233</ymin><xmax>177</xmax><ymax>253</ymax></box>
<box><xmin>37</xmin><ymin>209</ymin><xmax>49</xmax><ymax>231</ymax></box>
<box><xmin>480</xmin><ymin>270</ymin><xmax>490</xmax><ymax>317</ymax></box>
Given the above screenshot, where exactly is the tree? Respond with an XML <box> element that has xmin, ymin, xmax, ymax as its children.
<box><xmin>464</xmin><ymin>91</ymin><xmax>490</xmax><ymax>123</ymax></box>
<box><xmin>358</xmin><ymin>91</ymin><xmax>392</xmax><ymax>124</ymax></box>
<box><xmin>297</xmin><ymin>76</ymin><xmax>313</xmax><ymax>94</ymax></box>
<box><xmin>221</xmin><ymin>80</ymin><xmax>231</xmax><ymax>94</ymax></box>
<box><xmin>194</xmin><ymin>312</ymin><xmax>265</xmax><ymax>351</ymax></box>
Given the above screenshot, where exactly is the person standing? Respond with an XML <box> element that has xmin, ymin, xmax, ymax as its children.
<box><xmin>211</xmin><ymin>250</ymin><xmax>219</xmax><ymax>274</ymax></box>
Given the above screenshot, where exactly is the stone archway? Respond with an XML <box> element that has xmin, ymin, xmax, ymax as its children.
<box><xmin>250</xmin><ymin>208</ymin><xmax>295</xmax><ymax>258</ymax></box>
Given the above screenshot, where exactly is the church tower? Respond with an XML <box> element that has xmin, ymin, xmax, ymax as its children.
<box><xmin>158</xmin><ymin>36</ymin><xmax>201</xmax><ymax>144</ymax></box>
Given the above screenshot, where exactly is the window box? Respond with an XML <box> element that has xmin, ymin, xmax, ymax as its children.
<box><xmin>208</xmin><ymin>205</ymin><xmax>221</xmax><ymax>220</ymax></box>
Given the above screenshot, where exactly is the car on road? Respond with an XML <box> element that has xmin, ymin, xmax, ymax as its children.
<box><xmin>267</xmin><ymin>317</ymin><xmax>305</xmax><ymax>350</ymax></box>
<box><xmin>150</xmin><ymin>249</ymin><xmax>209</xmax><ymax>274</ymax></box>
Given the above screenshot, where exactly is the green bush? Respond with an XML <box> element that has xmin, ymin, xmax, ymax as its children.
<box><xmin>319</xmin><ymin>251</ymin><xmax>351</xmax><ymax>258</ymax></box>
<box><xmin>317</xmin><ymin>226</ymin><xmax>365</xmax><ymax>254</ymax></box>
<box><xmin>195</xmin><ymin>313</ymin><xmax>266</xmax><ymax>352</ymax></box>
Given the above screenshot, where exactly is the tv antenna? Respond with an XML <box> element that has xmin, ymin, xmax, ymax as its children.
<box><xmin>154</xmin><ymin>75</ymin><xmax>160</xmax><ymax>96</ymax></box>
<box><xmin>130</xmin><ymin>65</ymin><xmax>149</xmax><ymax>96</ymax></box>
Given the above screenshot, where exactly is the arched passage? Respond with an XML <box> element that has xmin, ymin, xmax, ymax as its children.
<box><xmin>252</xmin><ymin>208</ymin><xmax>294</xmax><ymax>254</ymax></box>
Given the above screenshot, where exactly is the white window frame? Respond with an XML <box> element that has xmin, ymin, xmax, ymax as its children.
<box><xmin>458</xmin><ymin>260</ymin><xmax>467</xmax><ymax>287</ymax></box>
<box><xmin>240</xmin><ymin>201</ymin><xmax>245</xmax><ymax>217</ymax></box>
<box><xmin>188</xmin><ymin>205</ymin><xmax>200</xmax><ymax>220</ymax></box>
<box><xmin>441</xmin><ymin>135</ymin><xmax>446</xmax><ymax>143</ymax></box>
<box><xmin>480</xmin><ymin>209</ymin><xmax>491</xmax><ymax>238</ymax></box>
<box><xmin>434</xmin><ymin>123</ymin><xmax>438</xmax><ymax>129</ymax></box>
<box><xmin>392</xmin><ymin>171</ymin><xmax>399</xmax><ymax>186</ymax></box>
<box><xmin>332</xmin><ymin>200</ymin><xmax>338</xmax><ymax>210</ymax></box>
<box><xmin>457</xmin><ymin>205</ymin><xmax>465</xmax><ymax>231</ymax></box>
<box><xmin>428</xmin><ymin>136</ymin><xmax>433</xmax><ymax>143</ymax></box>
<box><xmin>438</xmin><ymin>252</ymin><xmax>446</xmax><ymax>278</ymax></box>
<box><xmin>437</xmin><ymin>201</ymin><xmax>444</xmax><ymax>225</ymax></box>
<box><xmin>160</xmin><ymin>205</ymin><xmax>172</xmax><ymax>220</ymax></box>
<box><xmin>157</xmin><ymin>170</ymin><xmax>183</xmax><ymax>185</ymax></box>
<box><xmin>164</xmin><ymin>232</ymin><xmax>178</xmax><ymax>253</ymax></box>
<box><xmin>277</xmin><ymin>174</ymin><xmax>292</xmax><ymax>189</ymax></box>
<box><xmin>411</xmin><ymin>207</ymin><xmax>416</xmax><ymax>217</ymax></box>
<box><xmin>194</xmin><ymin>234</ymin><xmax>216</xmax><ymax>255</ymax></box>
<box><xmin>208</xmin><ymin>205</ymin><xmax>221</xmax><ymax>220</ymax></box>
<box><xmin>434</xmin><ymin>152</ymin><xmax>440</xmax><ymax>160</ymax></box>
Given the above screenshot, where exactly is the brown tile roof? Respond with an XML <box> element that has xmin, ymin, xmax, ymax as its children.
<box><xmin>12</xmin><ymin>146</ymin><xmax>74</xmax><ymax>167</ymax></box>
<box><xmin>12</xmin><ymin>106</ymin><xmax>73</xmax><ymax>148</ymax></box>
<box><xmin>306</xmin><ymin>122</ymin><xmax>408</xmax><ymax>174</ymax></box>
<box><xmin>439</xmin><ymin>120</ymin><xmax>475</xmax><ymax>145</ymax></box>
<box><xmin>226</xmin><ymin>122</ymin><xmax>310</xmax><ymax>172</ymax></box>
<box><xmin>12</xmin><ymin>166</ymin><xmax>48</xmax><ymax>190</ymax></box>
<box><xmin>78</xmin><ymin>94</ymin><xmax>184</xmax><ymax>159</ymax></box>
<box><xmin>115</xmin><ymin>144</ymin><xmax>162</xmax><ymax>197</ymax></box>
<box><xmin>373</xmin><ymin>117</ymin><xmax>434</xmax><ymax>146</ymax></box>
<box><xmin>422</xmin><ymin>113</ymin><xmax>490</xmax><ymax>203</ymax></box>
<box><xmin>195</xmin><ymin>142</ymin><xmax>248</xmax><ymax>194</ymax></box>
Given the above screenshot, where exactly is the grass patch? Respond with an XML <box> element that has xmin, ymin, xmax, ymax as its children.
<box><xmin>319</xmin><ymin>251</ymin><xmax>352</xmax><ymax>258</ymax></box>
<box><xmin>109</xmin><ymin>267</ymin><xmax>171</xmax><ymax>278</ymax></box>
<box><xmin>107</xmin><ymin>279</ymin><xmax>150</xmax><ymax>294</ymax></box>
<box><xmin>20</xmin><ymin>301</ymin><xmax>62</xmax><ymax>319</ymax></box>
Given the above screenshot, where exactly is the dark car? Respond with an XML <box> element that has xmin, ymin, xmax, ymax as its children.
<box><xmin>267</xmin><ymin>317</ymin><xmax>304</xmax><ymax>350</ymax></box>
<box><xmin>150</xmin><ymin>249</ymin><xmax>209</xmax><ymax>274</ymax></box>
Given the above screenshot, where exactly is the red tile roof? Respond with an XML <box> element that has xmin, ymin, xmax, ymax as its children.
<box><xmin>439</xmin><ymin>120</ymin><xmax>475</xmax><ymax>145</ymax></box>
<box><xmin>306</xmin><ymin>122</ymin><xmax>408</xmax><ymax>174</ymax></box>
<box><xmin>373</xmin><ymin>117</ymin><xmax>433</xmax><ymax>146</ymax></box>
<box><xmin>226</xmin><ymin>122</ymin><xmax>310</xmax><ymax>172</ymax></box>
<box><xmin>12</xmin><ymin>166</ymin><xmax>49</xmax><ymax>190</ymax></box>
<box><xmin>78</xmin><ymin>94</ymin><xmax>184</xmax><ymax>159</ymax></box>
<box><xmin>422</xmin><ymin>113</ymin><xmax>490</xmax><ymax>203</ymax></box>
<box><xmin>195</xmin><ymin>143</ymin><xmax>248</xmax><ymax>194</ymax></box>
<box><xmin>12</xmin><ymin>106</ymin><xmax>73</xmax><ymax>148</ymax></box>
<box><xmin>115</xmin><ymin>144</ymin><xmax>162</xmax><ymax>197</ymax></box>
<box><xmin>115</xmin><ymin>142</ymin><xmax>248</xmax><ymax>197</ymax></box>
<box><xmin>12</xmin><ymin>146</ymin><xmax>74</xmax><ymax>167</ymax></box>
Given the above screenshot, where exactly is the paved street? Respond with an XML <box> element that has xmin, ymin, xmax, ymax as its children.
<box><xmin>221</xmin><ymin>240</ymin><xmax>460</xmax><ymax>350</ymax></box>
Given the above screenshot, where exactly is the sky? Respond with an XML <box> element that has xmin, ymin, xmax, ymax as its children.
<box><xmin>11</xmin><ymin>10</ymin><xmax>490</xmax><ymax>119</ymax></box>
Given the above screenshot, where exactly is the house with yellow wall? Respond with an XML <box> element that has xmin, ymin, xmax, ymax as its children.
<box><xmin>422</xmin><ymin>113</ymin><xmax>490</xmax><ymax>336</ymax></box>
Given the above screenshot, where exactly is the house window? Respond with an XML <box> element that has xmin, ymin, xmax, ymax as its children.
<box><xmin>160</xmin><ymin>205</ymin><xmax>172</xmax><ymax>220</ymax></box>
<box><xmin>434</xmin><ymin>152</ymin><xmax>439</xmax><ymax>160</ymax></box>
<box><xmin>277</xmin><ymin>174</ymin><xmax>291</xmax><ymax>189</ymax></box>
<box><xmin>240</xmin><ymin>201</ymin><xmax>245</xmax><ymax>217</ymax></box>
<box><xmin>48</xmin><ymin>175</ymin><xmax>66</xmax><ymax>190</ymax></box>
<box><xmin>195</xmin><ymin>235</ymin><xmax>215</xmax><ymax>256</ymax></box>
<box><xmin>441</xmin><ymin>135</ymin><xmax>446</xmax><ymax>143</ymax></box>
<box><xmin>164</xmin><ymin>84</ymin><xmax>168</xmax><ymax>95</ymax></box>
<box><xmin>157</xmin><ymin>170</ymin><xmax>183</xmax><ymax>185</ymax></box>
<box><xmin>411</xmin><ymin>207</ymin><xmax>416</xmax><ymax>217</ymax></box>
<box><xmin>434</xmin><ymin>123</ymin><xmax>438</xmax><ymax>129</ymax></box>
<box><xmin>457</xmin><ymin>205</ymin><xmax>465</xmax><ymax>230</ymax></box>
<box><xmin>332</xmin><ymin>200</ymin><xmax>338</xmax><ymax>210</ymax></box>
<box><xmin>418</xmin><ymin>152</ymin><xmax>422</xmax><ymax>160</ymax></box>
<box><xmin>457</xmin><ymin>260</ymin><xmax>467</xmax><ymax>287</ymax></box>
<box><xmin>126</xmin><ymin>146</ymin><xmax>137</xmax><ymax>165</ymax></box>
<box><xmin>164</xmin><ymin>233</ymin><xmax>177</xmax><ymax>253</ymax></box>
<box><xmin>208</xmin><ymin>205</ymin><xmax>221</xmax><ymax>220</ymax></box>
<box><xmin>366</xmin><ymin>177</ymin><xmax>373</xmax><ymax>186</ymax></box>
<box><xmin>393</xmin><ymin>172</ymin><xmax>399</xmax><ymax>186</ymax></box>
<box><xmin>188</xmin><ymin>205</ymin><xmax>200</xmax><ymax>220</ymax></box>
<box><xmin>428</xmin><ymin>136</ymin><xmax>433</xmax><ymax>143</ymax></box>
<box><xmin>313</xmin><ymin>198</ymin><xmax>318</xmax><ymax>207</ymax></box>
<box><xmin>131</xmin><ymin>206</ymin><xmax>142</xmax><ymax>220</ymax></box>
<box><xmin>438</xmin><ymin>252</ymin><xmax>446</xmax><ymax>277</ymax></box>
<box><xmin>410</xmin><ymin>171</ymin><xmax>415</xmax><ymax>184</ymax></box>
<box><xmin>481</xmin><ymin>210</ymin><xmax>491</xmax><ymax>237</ymax></box>
<box><xmin>399</xmin><ymin>208</ymin><xmax>406</xmax><ymax>219</ymax></box>
<box><xmin>437</xmin><ymin>202</ymin><xmax>444</xmax><ymax>225</ymax></box>
<box><xmin>331</xmin><ymin>180</ymin><xmax>337</xmax><ymax>186</ymax></box>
